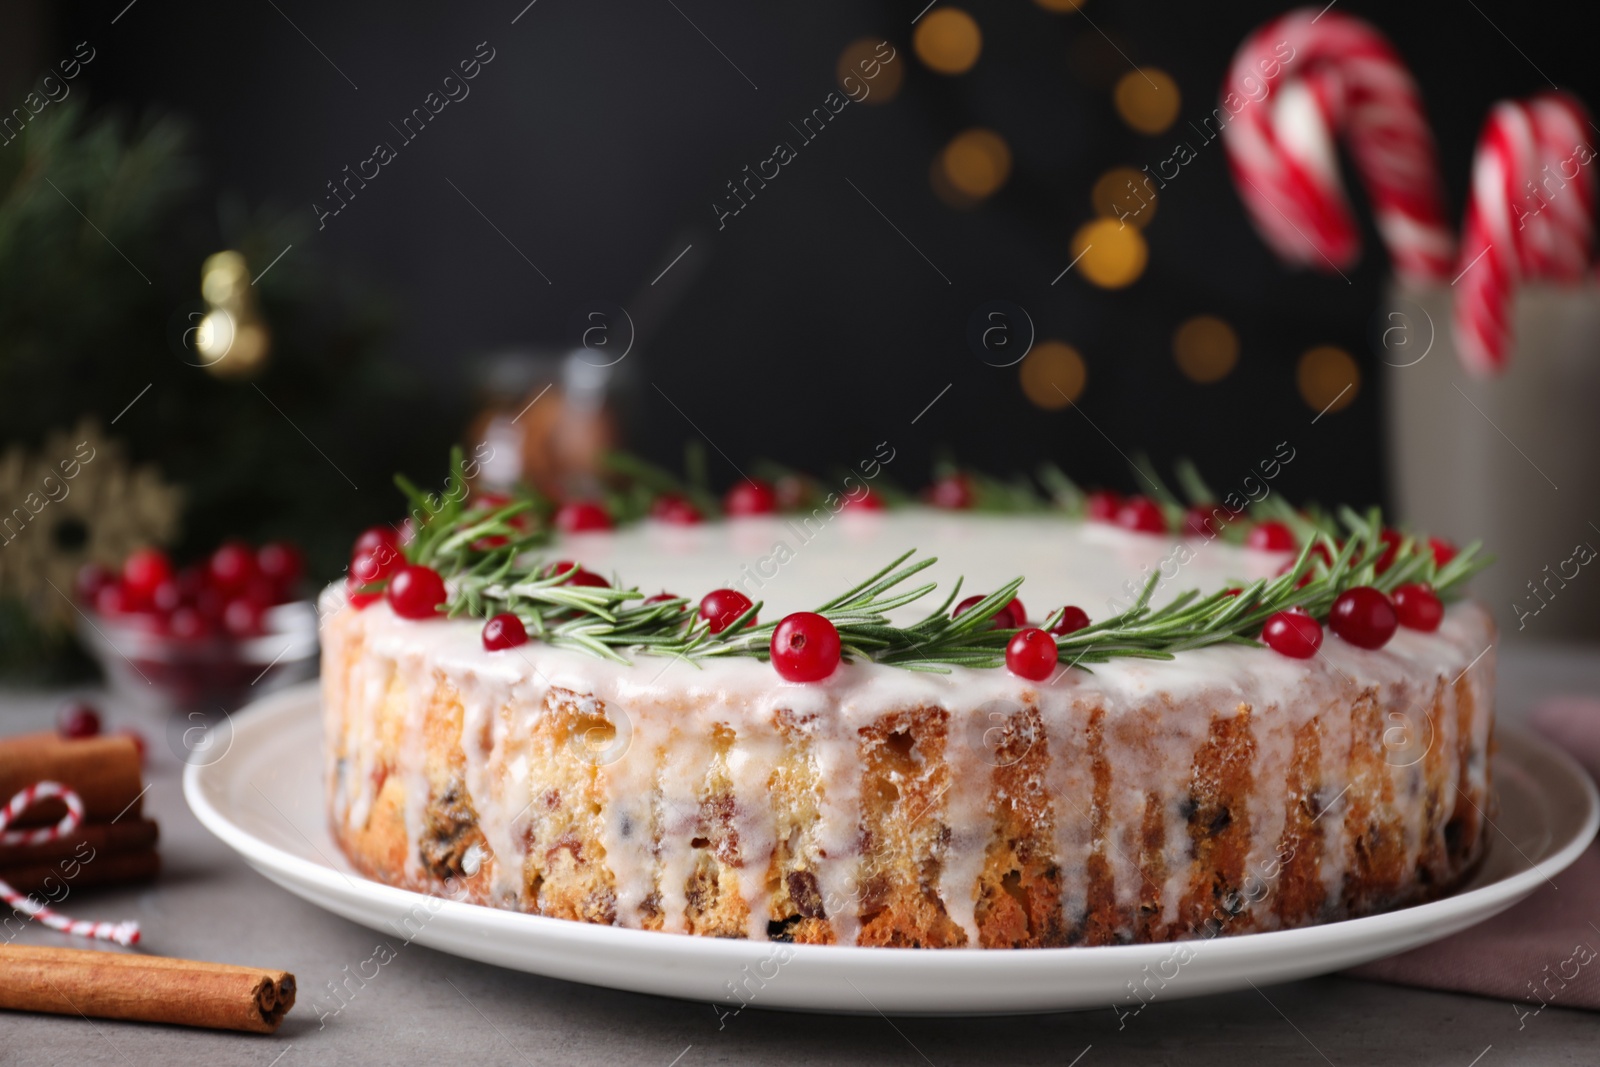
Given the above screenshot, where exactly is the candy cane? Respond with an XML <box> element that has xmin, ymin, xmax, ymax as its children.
<box><xmin>1453</xmin><ymin>93</ymin><xmax>1596</xmax><ymax>376</ymax></box>
<box><xmin>0</xmin><ymin>781</ymin><xmax>141</xmax><ymax>946</ymax></box>
<box><xmin>1221</xmin><ymin>8</ymin><xmax>1455</xmax><ymax>284</ymax></box>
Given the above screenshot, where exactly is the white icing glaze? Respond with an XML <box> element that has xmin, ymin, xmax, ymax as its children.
<box><xmin>553</xmin><ymin>511</ymin><xmax>1290</xmax><ymax>624</ymax></box>
<box><xmin>321</xmin><ymin>510</ymin><xmax>1496</xmax><ymax>944</ymax></box>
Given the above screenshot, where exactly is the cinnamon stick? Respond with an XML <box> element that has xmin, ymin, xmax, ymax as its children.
<box><xmin>0</xmin><ymin>734</ymin><xmax>144</xmax><ymax>826</ymax></box>
<box><xmin>0</xmin><ymin>848</ymin><xmax>160</xmax><ymax>895</ymax></box>
<box><xmin>0</xmin><ymin>945</ymin><xmax>295</xmax><ymax>1033</ymax></box>
<box><xmin>0</xmin><ymin>818</ymin><xmax>160</xmax><ymax>867</ymax></box>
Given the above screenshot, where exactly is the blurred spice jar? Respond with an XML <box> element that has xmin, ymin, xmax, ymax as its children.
<box><xmin>467</xmin><ymin>351</ymin><xmax>622</xmax><ymax>499</ymax></box>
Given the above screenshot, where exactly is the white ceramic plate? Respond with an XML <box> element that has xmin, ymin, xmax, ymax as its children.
<box><xmin>185</xmin><ymin>683</ymin><xmax>1598</xmax><ymax>1015</ymax></box>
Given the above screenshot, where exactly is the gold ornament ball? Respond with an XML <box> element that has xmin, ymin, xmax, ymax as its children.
<box><xmin>836</xmin><ymin>38</ymin><xmax>903</xmax><ymax>104</ymax></box>
<box><xmin>1297</xmin><ymin>346</ymin><xmax>1361</xmax><ymax>414</ymax></box>
<box><xmin>1034</xmin><ymin>0</ymin><xmax>1088</xmax><ymax>10</ymax></box>
<box><xmin>201</xmin><ymin>250</ymin><xmax>251</xmax><ymax>308</ymax></box>
<box><xmin>1114</xmin><ymin>68</ymin><xmax>1181</xmax><ymax>135</ymax></box>
<box><xmin>1091</xmin><ymin>166</ymin><xmax>1157</xmax><ymax>228</ymax></box>
<box><xmin>1069</xmin><ymin>218</ymin><xmax>1148</xmax><ymax>289</ymax></box>
<box><xmin>195</xmin><ymin>309</ymin><xmax>271</xmax><ymax>377</ymax></box>
<box><xmin>914</xmin><ymin>8</ymin><xmax>982</xmax><ymax>75</ymax></box>
<box><xmin>1020</xmin><ymin>341</ymin><xmax>1088</xmax><ymax>409</ymax></box>
<box><xmin>941</xmin><ymin>129</ymin><xmax>1012</xmax><ymax>199</ymax></box>
<box><xmin>1173</xmin><ymin>316</ymin><xmax>1240</xmax><ymax>383</ymax></box>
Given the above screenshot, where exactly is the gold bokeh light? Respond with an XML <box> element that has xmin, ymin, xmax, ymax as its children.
<box><xmin>1297</xmin><ymin>345</ymin><xmax>1361</xmax><ymax>414</ymax></box>
<box><xmin>1173</xmin><ymin>316</ymin><xmax>1239</xmax><ymax>383</ymax></box>
<box><xmin>930</xmin><ymin>157</ymin><xmax>978</xmax><ymax>210</ymax></box>
<box><xmin>1114</xmin><ymin>68</ymin><xmax>1180</xmax><ymax>134</ymax></box>
<box><xmin>1091</xmin><ymin>166</ymin><xmax>1156</xmax><ymax>228</ymax></box>
<box><xmin>1069</xmin><ymin>218</ymin><xmax>1148</xmax><ymax>289</ymax></box>
<box><xmin>941</xmin><ymin>129</ymin><xmax>1012</xmax><ymax>200</ymax></box>
<box><xmin>914</xmin><ymin>8</ymin><xmax>982</xmax><ymax>75</ymax></box>
<box><xmin>1020</xmin><ymin>341</ymin><xmax>1087</xmax><ymax>408</ymax></box>
<box><xmin>836</xmin><ymin>38</ymin><xmax>903</xmax><ymax>104</ymax></box>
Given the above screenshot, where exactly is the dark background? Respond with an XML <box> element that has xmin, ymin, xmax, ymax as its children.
<box><xmin>5</xmin><ymin>0</ymin><xmax>1592</xmax><ymax>551</ymax></box>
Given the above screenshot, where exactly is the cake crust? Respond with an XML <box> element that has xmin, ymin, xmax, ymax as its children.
<box><xmin>323</xmin><ymin>582</ymin><xmax>1495</xmax><ymax>947</ymax></box>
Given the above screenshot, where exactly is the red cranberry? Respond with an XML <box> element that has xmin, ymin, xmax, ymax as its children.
<box><xmin>223</xmin><ymin>597</ymin><xmax>265</xmax><ymax>637</ymax></box>
<box><xmin>953</xmin><ymin>594</ymin><xmax>1026</xmax><ymax>628</ymax></box>
<box><xmin>166</xmin><ymin>606</ymin><xmax>213</xmax><ymax>640</ymax></box>
<box><xmin>74</xmin><ymin>563</ymin><xmax>116</xmax><ymax>604</ymax></box>
<box><xmin>1262</xmin><ymin>609</ymin><xmax>1323</xmax><ymax>659</ymax></box>
<box><xmin>1247</xmin><ymin>521</ymin><xmax>1296</xmax><ymax>552</ymax></box>
<box><xmin>151</xmin><ymin>577</ymin><xmax>184</xmax><ymax>613</ymax></box>
<box><xmin>241</xmin><ymin>576</ymin><xmax>281</xmax><ymax>608</ymax></box>
<box><xmin>555</xmin><ymin>500</ymin><xmax>612</xmax><ymax>533</ymax></box>
<box><xmin>1329</xmin><ymin>586</ymin><xmax>1398</xmax><ymax>650</ymax></box>
<box><xmin>644</xmin><ymin>592</ymin><xmax>684</xmax><ymax>608</ymax></box>
<box><xmin>350</xmin><ymin>545</ymin><xmax>401</xmax><ymax>586</ymax></box>
<box><xmin>387</xmin><ymin>565</ymin><xmax>448</xmax><ymax>620</ymax></box>
<box><xmin>699</xmin><ymin>589</ymin><xmax>755</xmax><ymax>634</ymax></box>
<box><xmin>1115</xmin><ymin>496</ymin><xmax>1168</xmax><ymax>534</ymax></box>
<box><xmin>193</xmin><ymin>585</ymin><xmax>227</xmax><ymax>621</ymax></box>
<box><xmin>353</xmin><ymin>525</ymin><xmax>400</xmax><ymax>560</ymax></box>
<box><xmin>207</xmin><ymin>540</ymin><xmax>257</xmax><ymax>591</ymax></box>
<box><xmin>57</xmin><ymin>701</ymin><xmax>102</xmax><ymax>739</ymax></box>
<box><xmin>651</xmin><ymin>494</ymin><xmax>703</xmax><ymax>525</ymax></box>
<box><xmin>122</xmin><ymin>547</ymin><xmax>172</xmax><ymax>596</ymax></box>
<box><xmin>926</xmin><ymin>475</ymin><xmax>973</xmax><ymax>510</ymax></box>
<box><xmin>1006</xmin><ymin>628</ymin><xmax>1058</xmax><ymax>681</ymax></box>
<box><xmin>257</xmin><ymin>542</ymin><xmax>304</xmax><ymax>590</ymax></box>
<box><xmin>1429</xmin><ymin>537</ymin><xmax>1458</xmax><ymax>568</ymax></box>
<box><xmin>845</xmin><ymin>489</ymin><xmax>887</xmax><ymax>512</ymax></box>
<box><xmin>1085</xmin><ymin>489</ymin><xmax>1122</xmax><ymax>522</ymax></box>
<box><xmin>770</xmin><ymin>612</ymin><xmax>842</xmax><ymax>682</ymax></box>
<box><xmin>475</xmin><ymin>491</ymin><xmax>514</xmax><ymax>511</ymax></box>
<box><xmin>1049</xmin><ymin>606</ymin><xmax>1090</xmax><ymax>636</ymax></box>
<box><xmin>1372</xmin><ymin>529</ymin><xmax>1403</xmax><ymax>574</ymax></box>
<box><xmin>1184</xmin><ymin>505</ymin><xmax>1222</xmax><ymax>538</ymax></box>
<box><xmin>482</xmin><ymin>613</ymin><xmax>528</xmax><ymax>650</ymax></box>
<box><xmin>95</xmin><ymin>582</ymin><xmax>140</xmax><ymax>616</ymax></box>
<box><xmin>345</xmin><ymin>575</ymin><xmax>381</xmax><ymax>610</ymax></box>
<box><xmin>545</xmin><ymin>560</ymin><xmax>609</xmax><ymax>587</ymax></box>
<box><xmin>725</xmin><ymin>480</ymin><xmax>779</xmax><ymax>516</ymax></box>
<box><xmin>1393</xmin><ymin>583</ymin><xmax>1444</xmax><ymax>632</ymax></box>
<box><xmin>177</xmin><ymin>565</ymin><xmax>207</xmax><ymax>596</ymax></box>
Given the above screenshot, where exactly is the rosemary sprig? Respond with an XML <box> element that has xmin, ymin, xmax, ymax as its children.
<box><xmin>393</xmin><ymin>452</ymin><xmax>1491</xmax><ymax>674</ymax></box>
<box><xmin>603</xmin><ymin>444</ymin><xmax>719</xmax><ymax>521</ymax></box>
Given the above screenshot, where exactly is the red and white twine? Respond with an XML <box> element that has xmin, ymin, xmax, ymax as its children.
<box><xmin>0</xmin><ymin>781</ymin><xmax>141</xmax><ymax>947</ymax></box>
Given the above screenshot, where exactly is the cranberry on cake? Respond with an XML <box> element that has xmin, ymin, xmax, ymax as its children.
<box><xmin>322</xmin><ymin>458</ymin><xmax>1492</xmax><ymax>948</ymax></box>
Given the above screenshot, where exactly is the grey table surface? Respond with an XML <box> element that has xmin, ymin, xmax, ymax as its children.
<box><xmin>3</xmin><ymin>642</ymin><xmax>1600</xmax><ymax>1066</ymax></box>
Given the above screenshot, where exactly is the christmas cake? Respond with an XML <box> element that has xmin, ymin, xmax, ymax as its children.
<box><xmin>322</xmin><ymin>466</ymin><xmax>1493</xmax><ymax>947</ymax></box>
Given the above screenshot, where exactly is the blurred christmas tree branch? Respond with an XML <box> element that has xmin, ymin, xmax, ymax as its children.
<box><xmin>0</xmin><ymin>103</ymin><xmax>461</xmax><ymax>678</ymax></box>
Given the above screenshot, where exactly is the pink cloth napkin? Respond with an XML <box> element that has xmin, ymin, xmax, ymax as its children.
<box><xmin>1344</xmin><ymin>697</ymin><xmax>1600</xmax><ymax>1013</ymax></box>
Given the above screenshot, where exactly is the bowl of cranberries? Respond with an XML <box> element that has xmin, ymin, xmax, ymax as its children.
<box><xmin>74</xmin><ymin>541</ymin><xmax>319</xmax><ymax>713</ymax></box>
